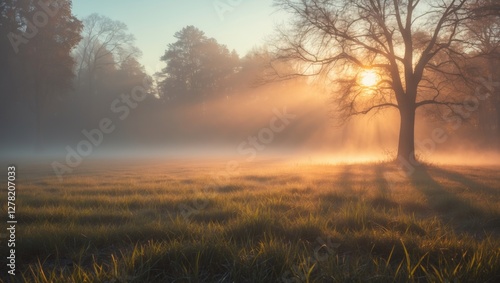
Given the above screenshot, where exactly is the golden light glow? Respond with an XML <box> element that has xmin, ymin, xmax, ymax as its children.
<box><xmin>359</xmin><ymin>70</ymin><xmax>379</xmax><ymax>87</ymax></box>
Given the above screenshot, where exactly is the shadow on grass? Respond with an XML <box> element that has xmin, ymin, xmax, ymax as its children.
<box><xmin>243</xmin><ymin>175</ymin><xmax>275</xmax><ymax>183</ymax></box>
<box><xmin>337</xmin><ymin>164</ymin><xmax>354</xmax><ymax>193</ymax></box>
<box><xmin>408</xmin><ymin>165</ymin><xmax>499</xmax><ymax>235</ymax></box>
<box><xmin>216</xmin><ymin>184</ymin><xmax>245</xmax><ymax>193</ymax></box>
<box><xmin>370</xmin><ymin>165</ymin><xmax>399</xmax><ymax>210</ymax></box>
<box><xmin>318</xmin><ymin>165</ymin><xmax>360</xmax><ymax>213</ymax></box>
<box><xmin>430</xmin><ymin>166</ymin><xmax>500</xmax><ymax>196</ymax></box>
<box><xmin>373</xmin><ymin>164</ymin><xmax>390</xmax><ymax>195</ymax></box>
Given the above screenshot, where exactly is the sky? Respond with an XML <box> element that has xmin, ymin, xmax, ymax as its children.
<box><xmin>72</xmin><ymin>0</ymin><xmax>288</xmax><ymax>75</ymax></box>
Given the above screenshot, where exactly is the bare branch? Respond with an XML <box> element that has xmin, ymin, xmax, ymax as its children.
<box><xmin>350</xmin><ymin>102</ymin><xmax>399</xmax><ymax>115</ymax></box>
<box><xmin>415</xmin><ymin>99</ymin><xmax>463</xmax><ymax>108</ymax></box>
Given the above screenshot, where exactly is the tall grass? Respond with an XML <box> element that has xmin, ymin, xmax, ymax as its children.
<box><xmin>1</xmin><ymin>161</ymin><xmax>499</xmax><ymax>282</ymax></box>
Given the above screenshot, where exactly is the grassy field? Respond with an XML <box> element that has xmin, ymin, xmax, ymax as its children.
<box><xmin>1</xmin><ymin>159</ymin><xmax>500</xmax><ymax>282</ymax></box>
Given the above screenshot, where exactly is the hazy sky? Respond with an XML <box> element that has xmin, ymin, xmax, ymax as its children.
<box><xmin>73</xmin><ymin>0</ymin><xmax>287</xmax><ymax>75</ymax></box>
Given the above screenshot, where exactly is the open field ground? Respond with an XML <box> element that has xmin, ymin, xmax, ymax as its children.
<box><xmin>1</xmin><ymin>159</ymin><xmax>500</xmax><ymax>282</ymax></box>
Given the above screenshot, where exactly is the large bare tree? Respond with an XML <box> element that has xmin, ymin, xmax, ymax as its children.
<box><xmin>273</xmin><ymin>0</ymin><xmax>481</xmax><ymax>163</ymax></box>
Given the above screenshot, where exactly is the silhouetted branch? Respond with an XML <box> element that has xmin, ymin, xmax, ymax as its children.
<box><xmin>350</xmin><ymin>103</ymin><xmax>399</xmax><ymax>115</ymax></box>
<box><xmin>415</xmin><ymin>100</ymin><xmax>463</xmax><ymax>108</ymax></box>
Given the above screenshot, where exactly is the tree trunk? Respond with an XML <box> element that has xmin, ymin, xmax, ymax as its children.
<box><xmin>397</xmin><ymin>103</ymin><xmax>416</xmax><ymax>163</ymax></box>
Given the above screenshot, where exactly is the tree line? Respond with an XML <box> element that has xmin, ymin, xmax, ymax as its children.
<box><xmin>0</xmin><ymin>0</ymin><xmax>499</xmax><ymax>158</ymax></box>
<box><xmin>0</xmin><ymin>1</ymin><xmax>279</xmax><ymax>151</ymax></box>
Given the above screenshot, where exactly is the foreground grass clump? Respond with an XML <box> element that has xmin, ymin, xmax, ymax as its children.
<box><xmin>1</xmin><ymin>160</ymin><xmax>500</xmax><ymax>282</ymax></box>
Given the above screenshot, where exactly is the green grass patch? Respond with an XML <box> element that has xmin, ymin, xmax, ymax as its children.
<box><xmin>1</xmin><ymin>161</ymin><xmax>499</xmax><ymax>282</ymax></box>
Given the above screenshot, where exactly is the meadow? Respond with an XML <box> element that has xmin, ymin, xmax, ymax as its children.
<box><xmin>1</xmin><ymin>158</ymin><xmax>500</xmax><ymax>282</ymax></box>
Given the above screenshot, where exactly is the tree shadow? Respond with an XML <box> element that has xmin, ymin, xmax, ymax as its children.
<box><xmin>318</xmin><ymin>165</ymin><xmax>358</xmax><ymax>212</ymax></box>
<box><xmin>369</xmin><ymin>163</ymin><xmax>431</xmax><ymax>215</ymax></box>
<box><xmin>369</xmin><ymin>164</ymin><xmax>399</xmax><ymax>210</ymax></box>
<box><xmin>373</xmin><ymin>164</ymin><xmax>390</xmax><ymax>195</ymax></box>
<box><xmin>429</xmin><ymin>166</ymin><xmax>500</xmax><ymax>196</ymax></box>
<box><xmin>337</xmin><ymin>164</ymin><xmax>354</xmax><ymax>194</ymax></box>
<box><xmin>408</xmin><ymin>165</ymin><xmax>499</xmax><ymax>236</ymax></box>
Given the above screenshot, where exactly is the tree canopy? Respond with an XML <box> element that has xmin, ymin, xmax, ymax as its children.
<box><xmin>158</xmin><ymin>26</ymin><xmax>239</xmax><ymax>100</ymax></box>
<box><xmin>0</xmin><ymin>0</ymin><xmax>82</xmax><ymax>148</ymax></box>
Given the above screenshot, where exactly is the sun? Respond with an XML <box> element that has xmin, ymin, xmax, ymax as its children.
<box><xmin>359</xmin><ymin>70</ymin><xmax>379</xmax><ymax>87</ymax></box>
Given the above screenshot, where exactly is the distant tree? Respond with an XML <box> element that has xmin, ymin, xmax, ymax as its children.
<box><xmin>0</xmin><ymin>0</ymin><xmax>82</xmax><ymax>149</ymax></box>
<box><xmin>244</xmin><ymin>46</ymin><xmax>308</xmax><ymax>88</ymax></box>
<box><xmin>118</xmin><ymin>57</ymin><xmax>146</xmax><ymax>82</ymax></box>
<box><xmin>273</xmin><ymin>0</ymin><xmax>489</xmax><ymax>163</ymax></box>
<box><xmin>116</xmin><ymin>57</ymin><xmax>152</xmax><ymax>95</ymax></box>
<box><xmin>469</xmin><ymin>0</ymin><xmax>500</xmax><ymax>17</ymax></box>
<box><xmin>158</xmin><ymin>26</ymin><xmax>239</xmax><ymax>100</ymax></box>
<box><xmin>74</xmin><ymin>13</ymin><xmax>140</xmax><ymax>94</ymax></box>
<box><xmin>464</xmin><ymin>0</ymin><xmax>500</xmax><ymax>144</ymax></box>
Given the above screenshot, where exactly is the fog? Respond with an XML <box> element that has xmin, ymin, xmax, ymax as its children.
<box><xmin>2</xmin><ymin>80</ymin><xmax>499</xmax><ymax>176</ymax></box>
<box><xmin>1</xmin><ymin>3</ymin><xmax>499</xmax><ymax>177</ymax></box>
